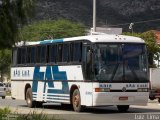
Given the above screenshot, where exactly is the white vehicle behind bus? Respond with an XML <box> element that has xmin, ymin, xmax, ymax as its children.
<box><xmin>11</xmin><ymin>34</ymin><xmax>149</xmax><ymax>112</ymax></box>
<box><xmin>149</xmin><ymin>68</ymin><xmax>160</xmax><ymax>103</ymax></box>
<box><xmin>0</xmin><ymin>82</ymin><xmax>6</xmax><ymax>99</ymax></box>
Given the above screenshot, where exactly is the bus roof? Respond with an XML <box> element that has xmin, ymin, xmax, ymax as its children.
<box><xmin>15</xmin><ymin>34</ymin><xmax>145</xmax><ymax>46</ymax></box>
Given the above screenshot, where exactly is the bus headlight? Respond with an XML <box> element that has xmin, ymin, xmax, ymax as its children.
<box><xmin>137</xmin><ymin>88</ymin><xmax>148</xmax><ymax>92</ymax></box>
<box><xmin>95</xmin><ymin>88</ymin><xmax>110</xmax><ymax>92</ymax></box>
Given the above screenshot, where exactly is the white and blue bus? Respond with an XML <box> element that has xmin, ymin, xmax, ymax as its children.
<box><xmin>11</xmin><ymin>34</ymin><xmax>149</xmax><ymax>112</ymax></box>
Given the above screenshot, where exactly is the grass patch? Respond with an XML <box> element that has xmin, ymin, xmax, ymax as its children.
<box><xmin>0</xmin><ymin>107</ymin><xmax>63</xmax><ymax>120</ymax></box>
<box><xmin>0</xmin><ymin>107</ymin><xmax>11</xmax><ymax>119</ymax></box>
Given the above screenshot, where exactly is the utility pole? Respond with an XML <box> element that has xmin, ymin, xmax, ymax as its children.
<box><xmin>93</xmin><ymin>0</ymin><xmax>96</xmax><ymax>32</ymax></box>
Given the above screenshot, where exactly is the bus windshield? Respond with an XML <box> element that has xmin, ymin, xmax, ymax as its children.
<box><xmin>94</xmin><ymin>43</ymin><xmax>148</xmax><ymax>82</ymax></box>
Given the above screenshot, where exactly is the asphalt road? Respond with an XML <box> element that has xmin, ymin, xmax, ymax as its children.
<box><xmin>0</xmin><ymin>97</ymin><xmax>160</xmax><ymax>120</ymax></box>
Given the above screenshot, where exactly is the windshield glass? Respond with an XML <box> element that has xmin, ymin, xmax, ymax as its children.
<box><xmin>94</xmin><ymin>43</ymin><xmax>148</xmax><ymax>82</ymax></box>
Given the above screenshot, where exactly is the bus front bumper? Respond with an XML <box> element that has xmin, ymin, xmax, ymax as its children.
<box><xmin>92</xmin><ymin>92</ymin><xmax>149</xmax><ymax>106</ymax></box>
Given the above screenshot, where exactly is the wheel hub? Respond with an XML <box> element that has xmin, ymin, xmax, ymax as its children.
<box><xmin>26</xmin><ymin>94</ymin><xmax>31</xmax><ymax>104</ymax></box>
<box><xmin>74</xmin><ymin>95</ymin><xmax>79</xmax><ymax>107</ymax></box>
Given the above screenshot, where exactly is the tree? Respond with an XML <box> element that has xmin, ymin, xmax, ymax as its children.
<box><xmin>20</xmin><ymin>19</ymin><xmax>86</xmax><ymax>41</ymax></box>
<box><xmin>123</xmin><ymin>31</ymin><xmax>160</xmax><ymax>67</ymax></box>
<box><xmin>0</xmin><ymin>0</ymin><xmax>34</xmax><ymax>81</ymax></box>
<box><xmin>141</xmin><ymin>31</ymin><xmax>160</xmax><ymax>67</ymax></box>
<box><xmin>0</xmin><ymin>0</ymin><xmax>35</xmax><ymax>49</ymax></box>
<box><xmin>0</xmin><ymin>49</ymin><xmax>11</xmax><ymax>82</ymax></box>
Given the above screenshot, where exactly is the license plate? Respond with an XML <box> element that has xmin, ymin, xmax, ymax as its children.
<box><xmin>119</xmin><ymin>96</ymin><xmax>128</xmax><ymax>100</ymax></box>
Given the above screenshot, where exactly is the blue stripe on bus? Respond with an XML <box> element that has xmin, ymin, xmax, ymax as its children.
<box><xmin>43</xmin><ymin>94</ymin><xmax>69</xmax><ymax>97</ymax></box>
<box><xmin>40</xmin><ymin>39</ymin><xmax>63</xmax><ymax>44</ymax></box>
<box><xmin>46</xmin><ymin>100</ymin><xmax>69</xmax><ymax>103</ymax></box>
<box><xmin>46</xmin><ymin>98</ymin><xmax>70</xmax><ymax>101</ymax></box>
<box><xmin>43</xmin><ymin>96</ymin><xmax>70</xmax><ymax>100</ymax></box>
<box><xmin>32</xmin><ymin>66</ymin><xmax>69</xmax><ymax>97</ymax></box>
<box><xmin>44</xmin><ymin>97</ymin><xmax>69</xmax><ymax>100</ymax></box>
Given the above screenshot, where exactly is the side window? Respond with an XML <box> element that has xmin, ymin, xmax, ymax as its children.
<box><xmin>17</xmin><ymin>48</ymin><xmax>21</xmax><ymax>64</ymax></box>
<box><xmin>70</xmin><ymin>43</ymin><xmax>74</xmax><ymax>62</ymax></box>
<box><xmin>63</xmin><ymin>44</ymin><xmax>69</xmax><ymax>62</ymax></box>
<box><xmin>15</xmin><ymin>46</ymin><xmax>36</xmax><ymax>65</ymax></box>
<box><xmin>21</xmin><ymin>48</ymin><xmax>26</xmax><ymax>64</ymax></box>
<box><xmin>12</xmin><ymin>48</ymin><xmax>17</xmax><ymax>66</ymax></box>
<box><xmin>57</xmin><ymin>44</ymin><xmax>63</xmax><ymax>62</ymax></box>
<box><xmin>73</xmin><ymin>42</ymin><xmax>82</xmax><ymax>62</ymax></box>
<box><xmin>26</xmin><ymin>47</ymin><xmax>31</xmax><ymax>63</ymax></box>
<box><xmin>30</xmin><ymin>47</ymin><xmax>36</xmax><ymax>63</ymax></box>
<box><xmin>49</xmin><ymin>45</ymin><xmax>57</xmax><ymax>63</ymax></box>
<box><xmin>36</xmin><ymin>46</ymin><xmax>41</xmax><ymax>63</ymax></box>
<box><xmin>40</xmin><ymin>46</ymin><xmax>46</xmax><ymax>63</ymax></box>
<box><xmin>36</xmin><ymin>46</ymin><xmax>46</xmax><ymax>63</ymax></box>
<box><xmin>17</xmin><ymin>47</ymin><xmax>26</xmax><ymax>64</ymax></box>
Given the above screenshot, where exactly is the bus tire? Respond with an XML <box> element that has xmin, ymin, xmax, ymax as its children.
<box><xmin>117</xmin><ymin>105</ymin><xmax>129</xmax><ymax>112</ymax></box>
<box><xmin>2</xmin><ymin>96</ymin><xmax>5</xmax><ymax>99</ymax></box>
<box><xmin>26</xmin><ymin>88</ymin><xmax>36</xmax><ymax>108</ymax></box>
<box><xmin>149</xmin><ymin>96</ymin><xmax>155</xmax><ymax>100</ymax></box>
<box><xmin>11</xmin><ymin>97</ymin><xmax>16</xmax><ymax>100</ymax></box>
<box><xmin>72</xmin><ymin>89</ymin><xmax>84</xmax><ymax>112</ymax></box>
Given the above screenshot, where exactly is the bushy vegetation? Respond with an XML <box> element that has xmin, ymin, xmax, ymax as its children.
<box><xmin>0</xmin><ymin>49</ymin><xmax>11</xmax><ymax>82</ymax></box>
<box><xmin>0</xmin><ymin>0</ymin><xmax>35</xmax><ymax>49</ymax></box>
<box><xmin>20</xmin><ymin>19</ymin><xmax>86</xmax><ymax>41</ymax></box>
<box><xmin>0</xmin><ymin>107</ymin><xmax>11</xmax><ymax>119</ymax></box>
<box><xmin>0</xmin><ymin>0</ymin><xmax>35</xmax><ymax>81</ymax></box>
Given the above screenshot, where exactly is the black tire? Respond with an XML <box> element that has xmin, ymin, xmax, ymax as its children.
<box><xmin>11</xmin><ymin>97</ymin><xmax>16</xmax><ymax>100</ymax></box>
<box><xmin>2</xmin><ymin>96</ymin><xmax>5</xmax><ymax>99</ymax></box>
<box><xmin>72</xmin><ymin>89</ymin><xmax>85</xmax><ymax>112</ymax></box>
<box><xmin>149</xmin><ymin>94</ymin><xmax>155</xmax><ymax>100</ymax></box>
<box><xmin>117</xmin><ymin>105</ymin><xmax>129</xmax><ymax>112</ymax></box>
<box><xmin>26</xmin><ymin>88</ymin><xmax>36</xmax><ymax>108</ymax></box>
<box><xmin>149</xmin><ymin>96</ymin><xmax>155</xmax><ymax>100</ymax></box>
<box><xmin>158</xmin><ymin>99</ymin><xmax>160</xmax><ymax>103</ymax></box>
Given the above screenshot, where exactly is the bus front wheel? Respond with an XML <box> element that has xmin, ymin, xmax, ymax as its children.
<box><xmin>117</xmin><ymin>105</ymin><xmax>129</xmax><ymax>112</ymax></box>
<box><xmin>26</xmin><ymin>88</ymin><xmax>36</xmax><ymax>108</ymax></box>
<box><xmin>72</xmin><ymin>89</ymin><xmax>85</xmax><ymax>112</ymax></box>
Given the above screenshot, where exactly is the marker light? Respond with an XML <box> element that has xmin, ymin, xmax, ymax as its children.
<box><xmin>95</xmin><ymin>88</ymin><xmax>110</xmax><ymax>92</ymax></box>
